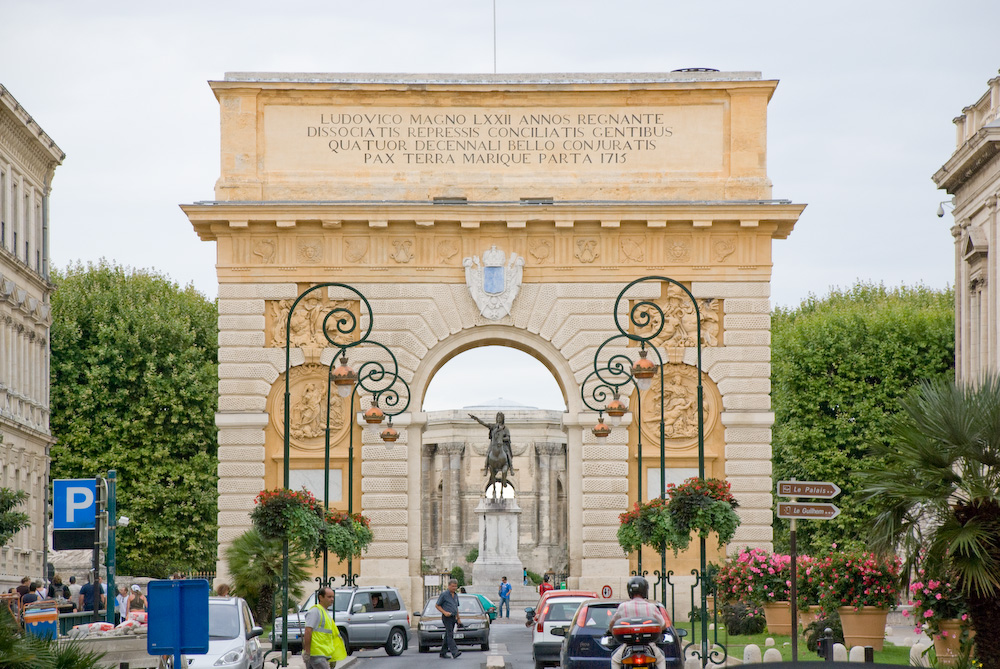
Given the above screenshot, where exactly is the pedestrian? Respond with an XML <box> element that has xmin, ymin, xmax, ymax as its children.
<box><xmin>79</xmin><ymin>576</ymin><xmax>105</xmax><ymax>612</ymax></box>
<box><xmin>302</xmin><ymin>586</ymin><xmax>346</xmax><ymax>669</ymax></box>
<box><xmin>115</xmin><ymin>586</ymin><xmax>129</xmax><ymax>624</ymax></box>
<box><xmin>68</xmin><ymin>576</ymin><xmax>82</xmax><ymax>602</ymax></box>
<box><xmin>21</xmin><ymin>582</ymin><xmax>40</xmax><ymax>606</ymax></box>
<box><xmin>215</xmin><ymin>583</ymin><xmax>231</xmax><ymax>597</ymax></box>
<box><xmin>127</xmin><ymin>584</ymin><xmax>147</xmax><ymax>617</ymax></box>
<box><xmin>523</xmin><ymin>568</ymin><xmax>529</xmax><ymax>586</ymax></box>
<box><xmin>498</xmin><ymin>576</ymin><xmax>512</xmax><ymax>619</ymax></box>
<box><xmin>434</xmin><ymin>578</ymin><xmax>463</xmax><ymax>659</ymax></box>
<box><xmin>15</xmin><ymin>577</ymin><xmax>29</xmax><ymax>598</ymax></box>
<box><xmin>539</xmin><ymin>574</ymin><xmax>554</xmax><ymax>595</ymax></box>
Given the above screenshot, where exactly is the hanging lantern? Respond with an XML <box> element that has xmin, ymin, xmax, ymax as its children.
<box><xmin>331</xmin><ymin>355</ymin><xmax>357</xmax><ymax>398</ymax></box>
<box><xmin>605</xmin><ymin>395</ymin><xmax>627</xmax><ymax>427</ymax></box>
<box><xmin>592</xmin><ymin>414</ymin><xmax>612</xmax><ymax>443</ymax></box>
<box><xmin>632</xmin><ymin>348</ymin><xmax>656</xmax><ymax>391</ymax></box>
<box><xmin>363</xmin><ymin>404</ymin><xmax>385</xmax><ymax>425</ymax></box>
<box><xmin>380</xmin><ymin>422</ymin><xmax>399</xmax><ymax>443</ymax></box>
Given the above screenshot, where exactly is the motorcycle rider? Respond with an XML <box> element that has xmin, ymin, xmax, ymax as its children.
<box><xmin>608</xmin><ymin>575</ymin><xmax>667</xmax><ymax>669</ymax></box>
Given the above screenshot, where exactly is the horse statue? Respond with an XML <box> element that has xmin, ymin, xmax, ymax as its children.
<box><xmin>470</xmin><ymin>412</ymin><xmax>514</xmax><ymax>500</ymax></box>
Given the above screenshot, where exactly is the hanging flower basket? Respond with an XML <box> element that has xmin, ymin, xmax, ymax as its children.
<box><xmin>251</xmin><ymin>488</ymin><xmax>373</xmax><ymax>561</ymax></box>
<box><xmin>322</xmin><ymin>510</ymin><xmax>375</xmax><ymax>563</ymax></box>
<box><xmin>618</xmin><ymin>477</ymin><xmax>741</xmax><ymax>555</ymax></box>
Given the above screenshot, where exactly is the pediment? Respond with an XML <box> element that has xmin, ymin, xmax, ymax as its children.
<box><xmin>965</xmin><ymin>227</ymin><xmax>989</xmax><ymax>263</ymax></box>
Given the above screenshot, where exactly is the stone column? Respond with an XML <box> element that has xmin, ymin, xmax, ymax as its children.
<box><xmin>439</xmin><ymin>442</ymin><xmax>465</xmax><ymax>546</ymax></box>
<box><xmin>535</xmin><ymin>442</ymin><xmax>564</xmax><ymax>546</ymax></box>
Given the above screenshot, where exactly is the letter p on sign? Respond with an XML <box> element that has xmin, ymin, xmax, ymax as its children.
<box><xmin>53</xmin><ymin>479</ymin><xmax>98</xmax><ymax>530</ymax></box>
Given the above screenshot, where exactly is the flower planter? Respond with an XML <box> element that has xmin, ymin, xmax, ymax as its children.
<box><xmin>838</xmin><ymin>606</ymin><xmax>888</xmax><ymax>651</ymax></box>
<box><xmin>933</xmin><ymin>619</ymin><xmax>973</xmax><ymax>667</ymax></box>
<box><xmin>763</xmin><ymin>601</ymin><xmax>792</xmax><ymax>636</ymax></box>
<box><xmin>797</xmin><ymin>605</ymin><xmax>819</xmax><ymax>636</ymax></box>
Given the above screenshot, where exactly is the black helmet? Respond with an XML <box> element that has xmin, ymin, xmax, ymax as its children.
<box><xmin>626</xmin><ymin>575</ymin><xmax>649</xmax><ymax>599</ymax></box>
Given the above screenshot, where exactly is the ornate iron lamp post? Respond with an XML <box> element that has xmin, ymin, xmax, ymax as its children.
<box><xmin>279</xmin><ymin>282</ymin><xmax>407</xmax><ymax>666</ymax></box>
<box><xmin>581</xmin><ymin>275</ymin><xmax>722</xmax><ymax>667</ymax></box>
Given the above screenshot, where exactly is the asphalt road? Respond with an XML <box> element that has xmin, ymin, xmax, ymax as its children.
<box><xmin>345</xmin><ymin>617</ymin><xmax>535</xmax><ymax>669</ymax></box>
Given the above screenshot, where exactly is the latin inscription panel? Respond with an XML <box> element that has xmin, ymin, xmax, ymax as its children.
<box><xmin>263</xmin><ymin>105</ymin><xmax>725</xmax><ymax>175</ymax></box>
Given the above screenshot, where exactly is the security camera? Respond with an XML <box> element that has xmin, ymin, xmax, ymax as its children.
<box><xmin>936</xmin><ymin>203</ymin><xmax>945</xmax><ymax>218</ymax></box>
<box><xmin>118</xmin><ymin>516</ymin><xmax>130</xmax><ymax>527</ymax></box>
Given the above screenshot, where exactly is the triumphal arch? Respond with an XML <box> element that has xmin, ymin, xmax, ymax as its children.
<box><xmin>184</xmin><ymin>72</ymin><xmax>803</xmax><ymax>605</ymax></box>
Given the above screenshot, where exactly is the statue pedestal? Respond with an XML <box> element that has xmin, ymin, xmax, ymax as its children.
<box><xmin>471</xmin><ymin>497</ymin><xmax>524</xmax><ymax>589</ymax></box>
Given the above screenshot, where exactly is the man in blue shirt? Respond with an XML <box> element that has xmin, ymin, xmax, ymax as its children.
<box><xmin>78</xmin><ymin>576</ymin><xmax>105</xmax><ymax>612</ymax></box>
<box><xmin>434</xmin><ymin>579</ymin><xmax>463</xmax><ymax>659</ymax></box>
<box><xmin>498</xmin><ymin>577</ymin><xmax>512</xmax><ymax>619</ymax></box>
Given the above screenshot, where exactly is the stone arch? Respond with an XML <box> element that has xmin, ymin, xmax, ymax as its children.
<box><xmin>412</xmin><ymin>324</ymin><xmax>576</xmax><ymax>413</ymax></box>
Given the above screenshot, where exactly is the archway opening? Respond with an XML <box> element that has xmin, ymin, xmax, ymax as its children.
<box><xmin>422</xmin><ymin>346</ymin><xmax>566</xmax><ymax>411</ymax></box>
<box><xmin>419</xmin><ymin>343</ymin><xmax>568</xmax><ymax>582</ymax></box>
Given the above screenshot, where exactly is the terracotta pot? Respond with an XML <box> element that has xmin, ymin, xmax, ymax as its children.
<box><xmin>763</xmin><ymin>601</ymin><xmax>793</xmax><ymax>636</ymax></box>
<box><xmin>933</xmin><ymin>619</ymin><xmax>972</xmax><ymax>667</ymax></box>
<box><xmin>837</xmin><ymin>606</ymin><xmax>888</xmax><ymax>651</ymax></box>
<box><xmin>797</xmin><ymin>604</ymin><xmax>820</xmax><ymax>635</ymax></box>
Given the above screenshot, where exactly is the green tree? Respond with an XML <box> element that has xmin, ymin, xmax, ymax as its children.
<box><xmin>771</xmin><ymin>283</ymin><xmax>954</xmax><ymax>553</ymax></box>
<box><xmin>859</xmin><ymin>377</ymin><xmax>1000</xmax><ymax>669</ymax></box>
<box><xmin>49</xmin><ymin>261</ymin><xmax>218</xmax><ymax>576</ymax></box>
<box><xmin>0</xmin><ymin>487</ymin><xmax>30</xmax><ymax>546</ymax></box>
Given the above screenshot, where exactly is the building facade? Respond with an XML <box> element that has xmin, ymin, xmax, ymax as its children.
<box><xmin>0</xmin><ymin>84</ymin><xmax>63</xmax><ymax>586</ymax></box>
<box><xmin>185</xmin><ymin>72</ymin><xmax>803</xmax><ymax>607</ymax></box>
<box><xmin>935</xmin><ymin>71</ymin><xmax>1000</xmax><ymax>382</ymax></box>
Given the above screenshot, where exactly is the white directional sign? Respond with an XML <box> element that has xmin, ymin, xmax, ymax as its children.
<box><xmin>53</xmin><ymin>479</ymin><xmax>98</xmax><ymax>530</ymax></box>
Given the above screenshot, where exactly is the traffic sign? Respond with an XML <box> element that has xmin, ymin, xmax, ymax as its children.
<box><xmin>777</xmin><ymin>481</ymin><xmax>841</xmax><ymax>499</ymax></box>
<box><xmin>602</xmin><ymin>585</ymin><xmax>613</xmax><ymax>599</ymax></box>
<box><xmin>53</xmin><ymin>479</ymin><xmax>97</xmax><ymax>529</ymax></box>
<box><xmin>777</xmin><ymin>502</ymin><xmax>840</xmax><ymax>520</ymax></box>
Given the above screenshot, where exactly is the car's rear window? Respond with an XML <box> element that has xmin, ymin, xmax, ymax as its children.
<box><xmin>576</xmin><ymin>605</ymin><xmax>617</xmax><ymax>630</ymax></box>
<box><xmin>545</xmin><ymin>601</ymin><xmax>583</xmax><ymax>622</ymax></box>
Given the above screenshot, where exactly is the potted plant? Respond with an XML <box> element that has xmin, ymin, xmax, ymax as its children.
<box><xmin>617</xmin><ymin>477</ymin><xmax>741</xmax><ymax>555</ymax></box>
<box><xmin>905</xmin><ymin>564</ymin><xmax>971</xmax><ymax>666</ymax></box>
<box><xmin>711</xmin><ymin>548</ymin><xmax>792</xmax><ymax>634</ymax></box>
<box><xmin>814</xmin><ymin>550</ymin><xmax>900</xmax><ymax>651</ymax></box>
<box><xmin>796</xmin><ymin>555</ymin><xmax>823</xmax><ymax>634</ymax></box>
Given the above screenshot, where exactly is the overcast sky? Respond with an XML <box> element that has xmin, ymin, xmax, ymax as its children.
<box><xmin>4</xmin><ymin>0</ymin><xmax>997</xmax><ymax>411</ymax></box>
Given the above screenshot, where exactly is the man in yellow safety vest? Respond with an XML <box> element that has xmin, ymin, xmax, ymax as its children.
<box><xmin>303</xmin><ymin>586</ymin><xmax>343</xmax><ymax>669</ymax></box>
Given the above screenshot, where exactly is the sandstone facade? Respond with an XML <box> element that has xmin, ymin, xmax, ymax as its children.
<box><xmin>186</xmin><ymin>72</ymin><xmax>803</xmax><ymax>606</ymax></box>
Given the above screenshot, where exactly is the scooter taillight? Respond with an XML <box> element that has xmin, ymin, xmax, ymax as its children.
<box><xmin>622</xmin><ymin>654</ymin><xmax>658</xmax><ymax>665</ymax></box>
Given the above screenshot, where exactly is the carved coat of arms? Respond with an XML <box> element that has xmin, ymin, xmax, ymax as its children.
<box><xmin>463</xmin><ymin>245</ymin><xmax>525</xmax><ymax>320</ymax></box>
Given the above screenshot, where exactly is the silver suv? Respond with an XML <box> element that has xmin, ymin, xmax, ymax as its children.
<box><xmin>271</xmin><ymin>585</ymin><xmax>411</xmax><ymax>656</ymax></box>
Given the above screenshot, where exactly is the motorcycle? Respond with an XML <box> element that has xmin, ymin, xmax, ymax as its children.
<box><xmin>607</xmin><ymin>616</ymin><xmax>664</xmax><ymax>669</ymax></box>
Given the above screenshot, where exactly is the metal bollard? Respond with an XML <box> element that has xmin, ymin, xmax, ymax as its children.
<box><xmin>865</xmin><ymin>646</ymin><xmax>874</xmax><ymax>663</ymax></box>
<box><xmin>821</xmin><ymin>628</ymin><xmax>834</xmax><ymax>662</ymax></box>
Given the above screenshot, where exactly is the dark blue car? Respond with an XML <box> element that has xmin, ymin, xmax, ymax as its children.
<box><xmin>554</xmin><ymin>598</ymin><xmax>685</xmax><ymax>669</ymax></box>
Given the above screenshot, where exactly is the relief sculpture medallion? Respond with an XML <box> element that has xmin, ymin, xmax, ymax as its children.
<box><xmin>640</xmin><ymin>363</ymin><xmax>718</xmax><ymax>447</ymax></box>
<box><xmin>269</xmin><ymin>364</ymin><xmax>350</xmax><ymax>450</ymax></box>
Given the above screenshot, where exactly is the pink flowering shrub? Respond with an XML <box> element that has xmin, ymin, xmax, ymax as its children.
<box><xmin>904</xmin><ymin>563</ymin><xmax>969</xmax><ymax>637</ymax></box>
<box><xmin>813</xmin><ymin>551</ymin><xmax>901</xmax><ymax>612</ymax></box>
<box><xmin>714</xmin><ymin>548</ymin><xmax>792</xmax><ymax>603</ymax></box>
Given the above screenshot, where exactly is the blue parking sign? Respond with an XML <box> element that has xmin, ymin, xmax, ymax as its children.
<box><xmin>53</xmin><ymin>479</ymin><xmax>97</xmax><ymax>530</ymax></box>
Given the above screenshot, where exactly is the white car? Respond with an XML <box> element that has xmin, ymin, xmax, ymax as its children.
<box><xmin>187</xmin><ymin>597</ymin><xmax>264</xmax><ymax>669</ymax></box>
<box><xmin>530</xmin><ymin>595</ymin><xmax>590</xmax><ymax>669</ymax></box>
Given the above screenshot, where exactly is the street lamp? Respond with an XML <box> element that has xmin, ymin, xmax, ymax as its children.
<box><xmin>581</xmin><ymin>275</ymin><xmax>720</xmax><ymax>667</ymax></box>
<box><xmin>280</xmin><ymin>282</ymin><xmax>408</xmax><ymax>667</ymax></box>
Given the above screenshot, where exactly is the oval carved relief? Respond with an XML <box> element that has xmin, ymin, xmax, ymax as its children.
<box><xmin>268</xmin><ymin>364</ymin><xmax>350</xmax><ymax>451</ymax></box>
<box><xmin>639</xmin><ymin>363</ymin><xmax>720</xmax><ymax>449</ymax></box>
